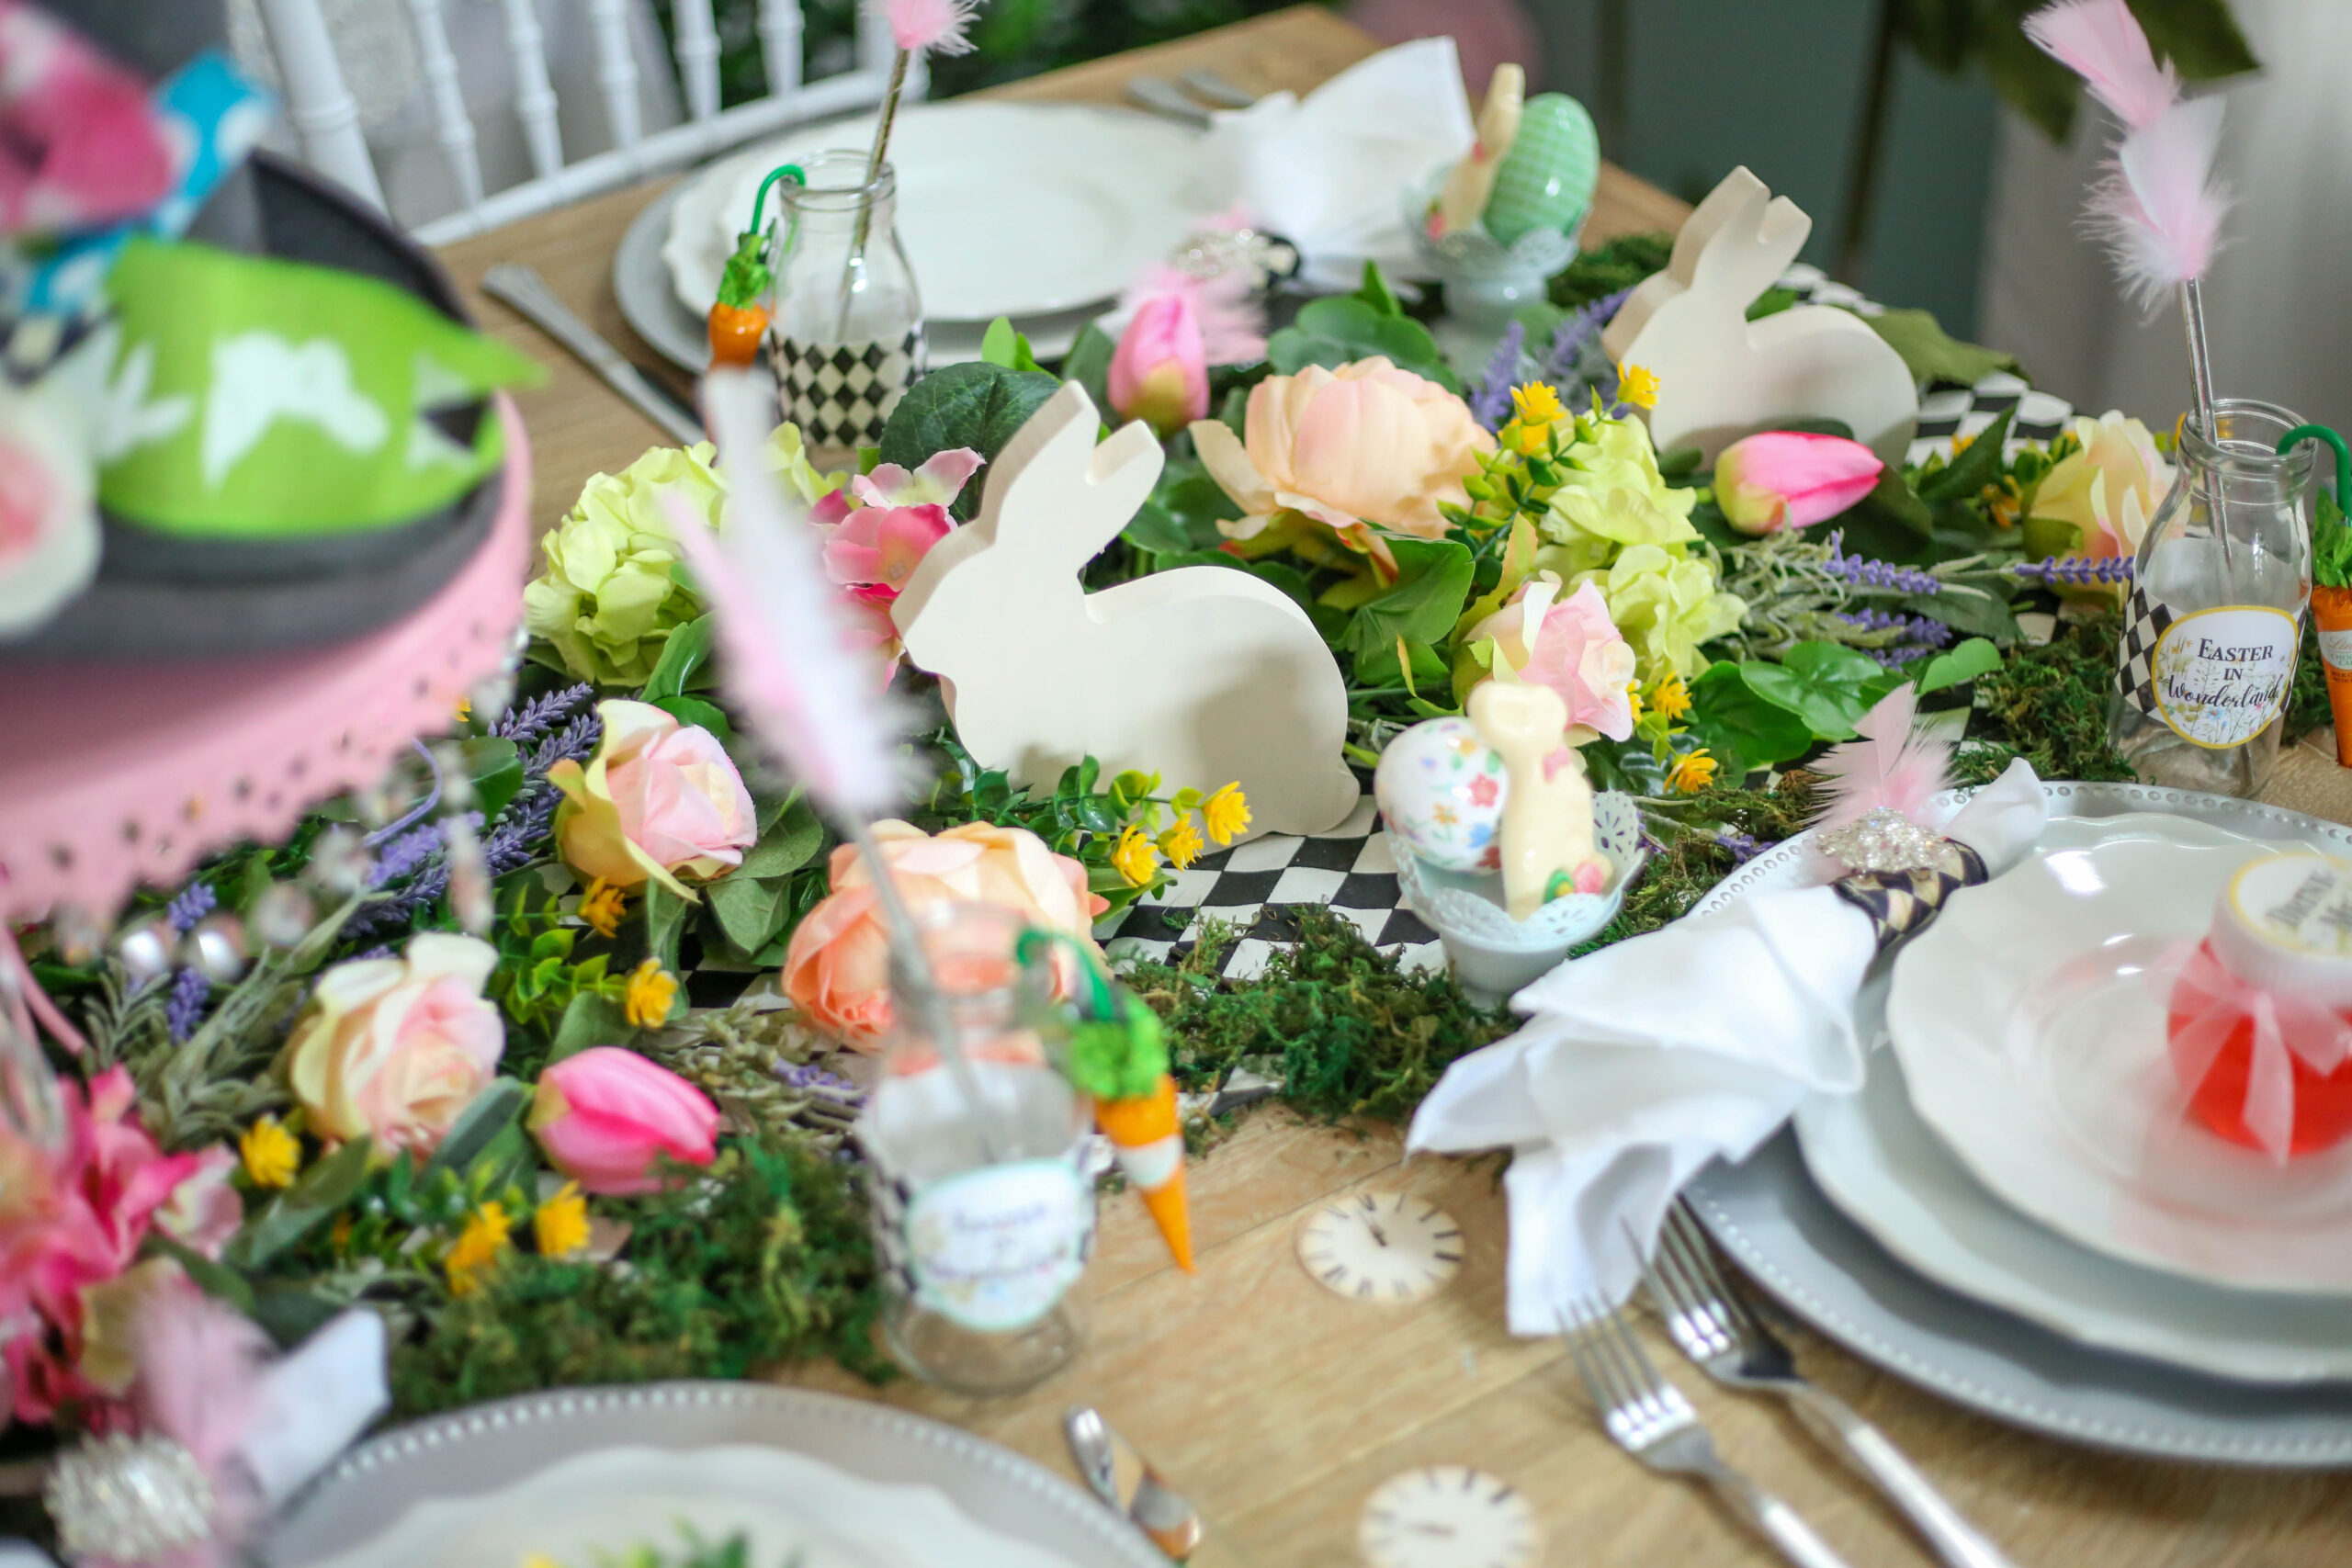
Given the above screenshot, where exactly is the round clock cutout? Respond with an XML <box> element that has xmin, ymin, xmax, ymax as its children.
<box><xmin>1359</xmin><ymin>1465</ymin><xmax>1537</xmax><ymax>1568</ymax></box>
<box><xmin>1296</xmin><ymin>1191</ymin><xmax>1464</xmax><ymax>1303</ymax></box>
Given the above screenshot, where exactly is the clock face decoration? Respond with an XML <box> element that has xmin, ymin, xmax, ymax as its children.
<box><xmin>1359</xmin><ymin>1466</ymin><xmax>1538</xmax><ymax>1568</ymax></box>
<box><xmin>1296</xmin><ymin>1191</ymin><xmax>1463</xmax><ymax>1302</ymax></box>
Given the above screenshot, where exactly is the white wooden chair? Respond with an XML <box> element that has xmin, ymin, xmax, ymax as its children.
<box><xmin>252</xmin><ymin>0</ymin><xmax>903</xmax><ymax>243</ymax></box>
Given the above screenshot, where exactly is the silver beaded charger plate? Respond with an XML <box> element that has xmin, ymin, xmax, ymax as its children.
<box><xmin>259</xmin><ymin>1382</ymin><xmax>1164</xmax><ymax>1567</ymax></box>
<box><xmin>1685</xmin><ymin>780</ymin><xmax>2352</xmax><ymax>1467</ymax></box>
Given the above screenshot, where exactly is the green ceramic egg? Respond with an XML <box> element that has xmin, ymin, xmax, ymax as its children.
<box><xmin>1482</xmin><ymin>93</ymin><xmax>1600</xmax><ymax>245</ymax></box>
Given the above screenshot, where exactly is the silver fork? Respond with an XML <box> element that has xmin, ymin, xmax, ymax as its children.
<box><xmin>1642</xmin><ymin>1203</ymin><xmax>2018</xmax><ymax>1568</ymax></box>
<box><xmin>1560</xmin><ymin>1293</ymin><xmax>1852</xmax><ymax>1568</ymax></box>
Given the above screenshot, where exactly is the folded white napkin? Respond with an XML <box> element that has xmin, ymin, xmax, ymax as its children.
<box><xmin>1407</xmin><ymin>760</ymin><xmax>2048</xmax><ymax>1332</ymax></box>
<box><xmin>1193</xmin><ymin>38</ymin><xmax>1474</xmax><ymax>292</ymax></box>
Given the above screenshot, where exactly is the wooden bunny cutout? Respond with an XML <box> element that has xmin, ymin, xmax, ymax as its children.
<box><xmin>1601</xmin><ymin>166</ymin><xmax>1917</xmax><ymax>466</ymax></box>
<box><xmin>892</xmin><ymin>382</ymin><xmax>1359</xmax><ymax>840</ymax></box>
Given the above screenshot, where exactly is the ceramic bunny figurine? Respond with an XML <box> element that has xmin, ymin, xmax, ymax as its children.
<box><xmin>1601</xmin><ymin>166</ymin><xmax>1917</xmax><ymax>467</ymax></box>
<box><xmin>893</xmin><ymin>383</ymin><xmax>1360</xmax><ymax>840</ymax></box>
<box><xmin>1468</xmin><ymin>682</ymin><xmax>1601</xmax><ymax>919</ymax></box>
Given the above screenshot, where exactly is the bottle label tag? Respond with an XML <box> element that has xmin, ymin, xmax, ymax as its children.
<box><xmin>899</xmin><ymin>1156</ymin><xmax>1093</xmax><ymax>1332</ymax></box>
<box><xmin>2319</xmin><ymin>626</ymin><xmax>2352</xmax><ymax>671</ymax></box>
<box><xmin>2143</xmin><ymin>604</ymin><xmax>2301</xmax><ymax>749</ymax></box>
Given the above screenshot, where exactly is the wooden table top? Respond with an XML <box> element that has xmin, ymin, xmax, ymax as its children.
<box><xmin>434</xmin><ymin>8</ymin><xmax>2352</xmax><ymax>1562</ymax></box>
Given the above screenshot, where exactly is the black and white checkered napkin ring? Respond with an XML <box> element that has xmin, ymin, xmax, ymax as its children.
<box><xmin>1822</xmin><ymin>807</ymin><xmax>1989</xmax><ymax>953</ymax></box>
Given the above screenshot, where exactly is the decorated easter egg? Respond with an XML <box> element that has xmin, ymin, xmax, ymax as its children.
<box><xmin>1482</xmin><ymin>93</ymin><xmax>1600</xmax><ymax>245</ymax></box>
<box><xmin>1374</xmin><ymin>718</ymin><xmax>1510</xmax><ymax>873</ymax></box>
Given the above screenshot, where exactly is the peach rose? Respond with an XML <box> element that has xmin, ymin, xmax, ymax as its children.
<box><xmin>278</xmin><ymin>934</ymin><xmax>505</xmax><ymax>1157</ymax></box>
<box><xmin>783</xmin><ymin>821</ymin><xmax>1110</xmax><ymax>1050</ymax></box>
<box><xmin>1190</xmin><ymin>357</ymin><xmax>1494</xmax><ymax>576</ymax></box>
<box><xmin>548</xmin><ymin>700</ymin><xmax>757</xmax><ymax>898</ymax></box>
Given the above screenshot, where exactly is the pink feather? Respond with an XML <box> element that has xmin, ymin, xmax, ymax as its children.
<box><xmin>1808</xmin><ymin>683</ymin><xmax>1954</xmax><ymax>835</ymax></box>
<box><xmin>127</xmin><ymin>1282</ymin><xmax>272</xmax><ymax>1568</ymax></box>
<box><xmin>875</xmin><ymin>0</ymin><xmax>978</xmax><ymax>56</ymax></box>
<box><xmin>667</xmin><ymin>373</ymin><xmax>913</xmax><ymax>819</ymax></box>
<box><xmin>2022</xmin><ymin>0</ymin><xmax>2178</xmax><ymax>130</ymax></box>
<box><xmin>2089</xmin><ymin>96</ymin><xmax>2228</xmax><ymax>307</ymax></box>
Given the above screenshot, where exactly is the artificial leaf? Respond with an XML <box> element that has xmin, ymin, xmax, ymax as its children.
<box><xmin>550</xmin><ymin>990</ymin><xmax>629</xmax><ymax>1061</ymax></box>
<box><xmin>979</xmin><ymin>316</ymin><xmax>1043</xmax><ymax>373</ymax></box>
<box><xmin>1866</xmin><ymin>307</ymin><xmax>2019</xmax><ymax>388</ymax></box>
<box><xmin>1062</xmin><ymin>321</ymin><xmax>1116</xmax><ymax>412</ymax></box>
<box><xmin>876</xmin><ymin>362</ymin><xmax>1060</xmax><ymax>517</ymax></box>
<box><xmin>644</xmin><ymin>880</ymin><xmax>688</xmax><ymax>974</ymax></box>
<box><xmin>1687</xmin><ymin>660</ymin><xmax>1815</xmax><ymax>773</ymax></box>
<box><xmin>1902</xmin><ymin>579</ymin><xmax>2020</xmax><ymax>643</ymax></box>
<box><xmin>641</xmin><ymin>615</ymin><xmax>716</xmax><ymax>701</ymax></box>
<box><xmin>229</xmin><ymin>1135</ymin><xmax>374</xmax><ymax>1269</ymax></box>
<box><xmin>141</xmin><ymin>1234</ymin><xmax>257</xmax><ymax>1314</ymax></box>
<box><xmin>1266</xmin><ymin>296</ymin><xmax>1458</xmax><ymax>391</ymax></box>
<box><xmin>422</xmin><ymin>1078</ymin><xmax>530</xmax><ymax>1180</ymax></box>
<box><xmin>1340</xmin><ymin>536</ymin><xmax>1475</xmax><ymax>660</ymax></box>
<box><xmin>2133</xmin><ymin>0</ymin><xmax>2261</xmax><ymax>82</ymax></box>
<box><xmin>1917</xmin><ymin>408</ymin><xmax>2014</xmax><ymax>504</ymax></box>
<box><xmin>1745</xmin><ymin>286</ymin><xmax>1800</xmax><ymax>321</ymax></box>
<box><xmin>1353</xmin><ymin>259</ymin><xmax>1404</xmax><ymax>317</ymax></box>
<box><xmin>1915</xmin><ymin>636</ymin><xmax>2003</xmax><ymax>694</ymax></box>
<box><xmin>1125</xmin><ymin>466</ymin><xmax>1241</xmax><ymax>557</ymax></box>
<box><xmin>247</xmin><ymin>1284</ymin><xmax>346</xmax><ymax>1349</ymax></box>
<box><xmin>708</xmin><ymin>873</ymin><xmax>786</xmax><ymax>953</ymax></box>
<box><xmin>459</xmin><ymin>737</ymin><xmax>523</xmax><ymax>821</ymax></box>
<box><xmin>651</xmin><ymin>694</ymin><xmax>731</xmax><ymax>741</ymax></box>
<box><xmin>737</xmin><ymin>795</ymin><xmax>824</xmax><ymax>878</ymax></box>
<box><xmin>1452</xmin><ymin>517</ymin><xmax>1539</xmax><ymax>641</ymax></box>
<box><xmin>1740</xmin><ymin>641</ymin><xmax>1884</xmax><ymax>740</ymax></box>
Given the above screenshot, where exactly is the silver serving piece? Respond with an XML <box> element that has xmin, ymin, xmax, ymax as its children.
<box><xmin>1639</xmin><ymin>1202</ymin><xmax>2018</xmax><ymax>1568</ymax></box>
<box><xmin>1558</xmin><ymin>1293</ymin><xmax>1851</xmax><ymax>1568</ymax></box>
<box><xmin>1812</xmin><ymin>805</ymin><xmax>1946</xmax><ymax>873</ymax></box>
<box><xmin>43</xmin><ymin>1433</ymin><xmax>214</xmax><ymax>1562</ymax></box>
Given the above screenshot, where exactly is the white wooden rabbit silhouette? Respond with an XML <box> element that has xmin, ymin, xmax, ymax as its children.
<box><xmin>892</xmin><ymin>382</ymin><xmax>1360</xmax><ymax>840</ymax></box>
<box><xmin>1600</xmin><ymin>166</ymin><xmax>1917</xmax><ymax>466</ymax></box>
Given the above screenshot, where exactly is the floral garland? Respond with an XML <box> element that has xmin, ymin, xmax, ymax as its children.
<box><xmin>1</xmin><ymin>241</ymin><xmax>2183</xmax><ymax>1547</ymax></box>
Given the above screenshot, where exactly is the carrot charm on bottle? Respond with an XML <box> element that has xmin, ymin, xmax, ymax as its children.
<box><xmin>707</xmin><ymin>164</ymin><xmax>802</xmax><ymax>370</ymax></box>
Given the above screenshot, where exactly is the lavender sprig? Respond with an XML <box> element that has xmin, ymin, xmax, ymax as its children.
<box><xmin>1837</xmin><ymin>608</ymin><xmax>1953</xmax><ymax>648</ymax></box>
<box><xmin>367</xmin><ymin>822</ymin><xmax>443</xmax><ymax>888</ymax></box>
<box><xmin>164</xmin><ymin>966</ymin><xmax>209</xmax><ymax>1043</ymax></box>
<box><xmin>778</xmin><ymin>1060</ymin><xmax>865</xmax><ymax>1104</ymax></box>
<box><xmin>1538</xmin><ymin>285</ymin><xmax>1634</xmax><ymax>388</ymax></box>
<box><xmin>495</xmin><ymin>682</ymin><xmax>594</xmax><ymax>745</ymax></box>
<box><xmin>164</xmin><ymin>882</ymin><xmax>216</xmax><ymax>934</ymax></box>
<box><xmin>1822</xmin><ymin>531</ymin><xmax>1943</xmax><ymax>593</ymax></box>
<box><xmin>1467</xmin><ymin>318</ymin><xmax>1526</xmax><ymax>432</ymax></box>
<box><xmin>1713</xmin><ymin>829</ymin><xmax>1772</xmax><ymax>864</ymax></box>
<box><xmin>2007</xmin><ymin>554</ymin><xmax>2133</xmax><ymax>585</ymax></box>
<box><xmin>528</xmin><ymin>711</ymin><xmax>601</xmax><ymax>775</ymax></box>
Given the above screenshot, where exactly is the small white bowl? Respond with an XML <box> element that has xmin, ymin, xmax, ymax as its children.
<box><xmin>1395</xmin><ymin>791</ymin><xmax>1647</xmax><ymax>1005</ymax></box>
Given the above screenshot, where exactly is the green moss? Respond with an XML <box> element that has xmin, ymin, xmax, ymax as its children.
<box><xmin>1549</xmin><ymin>231</ymin><xmax>1674</xmax><ymax>310</ymax></box>
<box><xmin>1951</xmin><ymin>615</ymin><xmax>2137</xmax><ymax>785</ymax></box>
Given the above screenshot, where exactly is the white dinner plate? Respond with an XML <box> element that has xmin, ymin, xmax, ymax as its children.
<box><xmin>1889</xmin><ymin>813</ymin><xmax>2352</xmax><ymax>1295</ymax></box>
<box><xmin>302</xmin><ymin>1442</ymin><xmax>1078</xmax><ymax>1568</ymax></box>
<box><xmin>662</xmin><ymin>101</ymin><xmax>1204</xmax><ymax>323</ymax></box>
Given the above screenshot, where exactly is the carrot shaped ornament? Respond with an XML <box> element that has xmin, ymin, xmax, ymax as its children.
<box><xmin>707</xmin><ymin>228</ymin><xmax>772</xmax><ymax>369</ymax></box>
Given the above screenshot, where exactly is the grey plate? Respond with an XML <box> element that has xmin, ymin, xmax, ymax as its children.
<box><xmin>261</xmin><ymin>1381</ymin><xmax>1164</xmax><ymax>1567</ymax></box>
<box><xmin>1686</xmin><ymin>779</ymin><xmax>2352</xmax><ymax>1466</ymax></box>
<box><xmin>614</xmin><ymin>179</ymin><xmax>1101</xmax><ymax>374</ymax></box>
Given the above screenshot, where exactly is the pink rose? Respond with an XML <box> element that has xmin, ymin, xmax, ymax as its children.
<box><xmin>529</xmin><ymin>1046</ymin><xmax>719</xmax><ymax>1195</ymax></box>
<box><xmin>278</xmin><ymin>934</ymin><xmax>505</xmax><ymax>1159</ymax></box>
<box><xmin>1110</xmin><ymin>292</ymin><xmax>1210</xmax><ymax>437</ymax></box>
<box><xmin>549</xmin><ymin>700</ymin><xmax>758</xmax><ymax>897</ymax></box>
<box><xmin>1468</xmin><ymin>576</ymin><xmax>1637</xmax><ymax>742</ymax></box>
<box><xmin>783</xmin><ymin>821</ymin><xmax>1110</xmax><ymax>1050</ymax></box>
<box><xmin>1713</xmin><ymin>431</ymin><xmax>1883</xmax><ymax>536</ymax></box>
<box><xmin>1191</xmin><ymin>357</ymin><xmax>1495</xmax><ymax>577</ymax></box>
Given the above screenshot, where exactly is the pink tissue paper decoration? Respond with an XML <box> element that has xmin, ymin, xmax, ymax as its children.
<box><xmin>1807</xmin><ymin>682</ymin><xmax>1953</xmax><ymax>838</ymax></box>
<box><xmin>2021</xmin><ymin>0</ymin><xmax>2178</xmax><ymax>130</ymax></box>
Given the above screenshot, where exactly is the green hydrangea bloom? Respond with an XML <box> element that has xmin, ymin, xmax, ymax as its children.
<box><xmin>1576</xmin><ymin>543</ymin><xmax>1747</xmax><ymax>682</ymax></box>
<box><xmin>1537</xmin><ymin>413</ymin><xmax>1698</xmax><ymax>568</ymax></box>
<box><xmin>525</xmin><ymin>423</ymin><xmax>840</xmax><ymax>686</ymax></box>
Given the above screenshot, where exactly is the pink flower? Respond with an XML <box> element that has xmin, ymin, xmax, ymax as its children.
<box><xmin>528</xmin><ymin>1047</ymin><xmax>720</xmax><ymax>1195</ymax></box>
<box><xmin>548</xmin><ymin>700</ymin><xmax>759</xmax><ymax>897</ymax></box>
<box><xmin>877</xmin><ymin>0</ymin><xmax>978</xmax><ymax>55</ymax></box>
<box><xmin>152</xmin><ymin>1145</ymin><xmax>243</xmax><ymax>1260</ymax></box>
<box><xmin>279</xmin><ymin>935</ymin><xmax>506</xmax><ymax>1159</ymax></box>
<box><xmin>0</xmin><ymin>1067</ymin><xmax>205</xmax><ymax>1423</ymax></box>
<box><xmin>1468</xmin><ymin>576</ymin><xmax>1637</xmax><ymax>742</ymax></box>
<box><xmin>784</xmin><ymin>821</ymin><xmax>1109</xmax><ymax>1050</ymax></box>
<box><xmin>0</xmin><ymin>1</ymin><xmax>175</xmax><ymax>237</ymax></box>
<box><xmin>815</xmin><ymin>447</ymin><xmax>981</xmax><ymax>606</ymax></box>
<box><xmin>1713</xmin><ymin>431</ymin><xmax>1884</xmax><ymax>535</ymax></box>
<box><xmin>1111</xmin><ymin>293</ymin><xmax>1211</xmax><ymax>437</ymax></box>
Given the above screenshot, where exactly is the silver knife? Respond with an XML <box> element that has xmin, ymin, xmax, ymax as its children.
<box><xmin>1123</xmin><ymin>75</ymin><xmax>1212</xmax><ymax>129</ymax></box>
<box><xmin>1179</xmin><ymin>69</ymin><xmax>1259</xmax><ymax>109</ymax></box>
<box><xmin>481</xmin><ymin>263</ymin><xmax>704</xmax><ymax>445</ymax></box>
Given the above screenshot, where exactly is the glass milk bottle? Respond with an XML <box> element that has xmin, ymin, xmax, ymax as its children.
<box><xmin>765</xmin><ymin>149</ymin><xmax>925</xmax><ymax>471</ymax></box>
<box><xmin>2109</xmin><ymin>399</ymin><xmax>2315</xmax><ymax>796</ymax></box>
<box><xmin>855</xmin><ymin>902</ymin><xmax>1092</xmax><ymax>1396</ymax></box>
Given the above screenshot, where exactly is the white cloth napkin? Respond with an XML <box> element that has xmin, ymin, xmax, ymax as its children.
<box><xmin>1407</xmin><ymin>760</ymin><xmax>2048</xmax><ymax>1333</ymax></box>
<box><xmin>1192</xmin><ymin>38</ymin><xmax>1474</xmax><ymax>292</ymax></box>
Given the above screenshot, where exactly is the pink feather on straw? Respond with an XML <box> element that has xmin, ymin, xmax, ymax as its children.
<box><xmin>665</xmin><ymin>373</ymin><xmax>913</xmax><ymax>819</ymax></box>
<box><xmin>1807</xmin><ymin>683</ymin><xmax>1954</xmax><ymax>837</ymax></box>
<box><xmin>2091</xmin><ymin>96</ymin><xmax>2228</xmax><ymax>308</ymax></box>
<box><xmin>2021</xmin><ymin>0</ymin><xmax>2178</xmax><ymax>130</ymax></box>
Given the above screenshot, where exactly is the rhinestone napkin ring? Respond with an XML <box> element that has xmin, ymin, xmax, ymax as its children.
<box><xmin>45</xmin><ymin>1433</ymin><xmax>214</xmax><ymax>1562</ymax></box>
<box><xmin>1813</xmin><ymin>805</ymin><xmax>1946</xmax><ymax>874</ymax></box>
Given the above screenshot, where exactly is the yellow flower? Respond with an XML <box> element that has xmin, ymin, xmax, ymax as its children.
<box><xmin>1667</xmin><ymin>749</ymin><xmax>1718</xmax><ymax>795</ymax></box>
<box><xmin>331</xmin><ymin>1213</ymin><xmax>355</xmax><ymax>1250</ymax></box>
<box><xmin>1949</xmin><ymin>430</ymin><xmax>1976</xmax><ymax>457</ymax></box>
<box><xmin>453</xmin><ymin>695</ymin><xmax>471</xmax><ymax>723</ymax></box>
<box><xmin>1654</xmin><ymin>674</ymin><xmax>1691</xmax><ymax>720</ymax></box>
<box><xmin>1617</xmin><ymin>362</ymin><xmax>1661</xmax><ymax>411</ymax></box>
<box><xmin>623</xmin><ymin>958</ymin><xmax>678</xmax><ymax>1029</ymax></box>
<box><xmin>1625</xmin><ymin>682</ymin><xmax>1644</xmax><ymax>724</ymax></box>
<box><xmin>1159</xmin><ymin>816</ymin><xmax>1205</xmax><ymax>870</ymax></box>
<box><xmin>445</xmin><ymin>1201</ymin><xmax>514</xmax><ymax>1297</ymax></box>
<box><xmin>238</xmin><ymin>1116</ymin><xmax>300</xmax><ymax>1190</ymax></box>
<box><xmin>577</xmin><ymin>876</ymin><xmax>626</xmax><ymax>941</ymax></box>
<box><xmin>1507</xmin><ymin>420</ymin><xmax>1548</xmax><ymax>457</ymax></box>
<box><xmin>1511</xmin><ymin>381</ymin><xmax>1566</xmax><ymax>426</ymax></box>
<box><xmin>533</xmin><ymin>1182</ymin><xmax>591</xmax><ymax>1258</ymax></box>
<box><xmin>1202</xmin><ymin>783</ymin><xmax>1250</xmax><ymax>845</ymax></box>
<box><xmin>1112</xmin><ymin>825</ymin><xmax>1159</xmax><ymax>887</ymax></box>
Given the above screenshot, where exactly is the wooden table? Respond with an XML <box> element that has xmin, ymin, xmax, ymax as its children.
<box><xmin>435</xmin><ymin>9</ymin><xmax>2352</xmax><ymax>1562</ymax></box>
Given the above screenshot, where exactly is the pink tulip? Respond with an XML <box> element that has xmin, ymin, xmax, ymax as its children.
<box><xmin>1714</xmin><ymin>431</ymin><xmax>1884</xmax><ymax>535</ymax></box>
<box><xmin>1110</xmin><ymin>293</ymin><xmax>1211</xmax><ymax>437</ymax></box>
<box><xmin>529</xmin><ymin>1047</ymin><xmax>720</xmax><ymax>1195</ymax></box>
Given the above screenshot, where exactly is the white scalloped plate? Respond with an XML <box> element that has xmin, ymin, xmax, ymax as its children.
<box><xmin>261</xmin><ymin>1383</ymin><xmax>1162</xmax><ymax>1568</ymax></box>
<box><xmin>1687</xmin><ymin>782</ymin><xmax>2352</xmax><ymax>1465</ymax></box>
